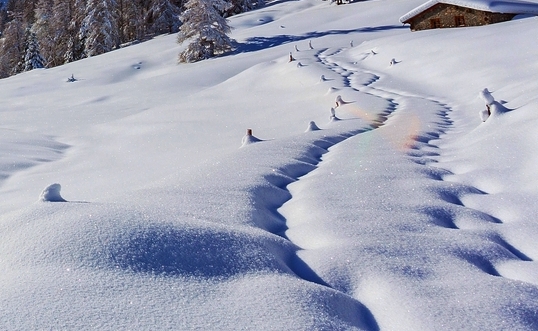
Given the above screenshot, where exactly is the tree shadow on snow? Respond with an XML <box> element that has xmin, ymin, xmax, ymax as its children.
<box><xmin>233</xmin><ymin>25</ymin><xmax>406</xmax><ymax>54</ymax></box>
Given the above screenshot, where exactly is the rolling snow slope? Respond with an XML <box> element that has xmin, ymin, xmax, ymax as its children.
<box><xmin>1</xmin><ymin>0</ymin><xmax>538</xmax><ymax>329</ymax></box>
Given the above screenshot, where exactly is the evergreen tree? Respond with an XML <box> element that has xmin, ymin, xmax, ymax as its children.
<box><xmin>23</xmin><ymin>28</ymin><xmax>45</xmax><ymax>70</ymax></box>
<box><xmin>147</xmin><ymin>0</ymin><xmax>181</xmax><ymax>35</ymax></box>
<box><xmin>82</xmin><ymin>0</ymin><xmax>119</xmax><ymax>57</ymax></box>
<box><xmin>177</xmin><ymin>0</ymin><xmax>234</xmax><ymax>63</ymax></box>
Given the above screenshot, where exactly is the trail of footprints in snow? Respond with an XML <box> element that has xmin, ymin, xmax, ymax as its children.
<box><xmin>312</xmin><ymin>48</ymin><xmax>533</xmax><ymax>276</ymax></box>
<box><xmin>247</xmin><ymin>47</ymin><xmax>531</xmax><ymax>293</ymax></box>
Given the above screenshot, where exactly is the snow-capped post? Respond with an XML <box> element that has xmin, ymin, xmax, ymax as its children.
<box><xmin>390</xmin><ymin>58</ymin><xmax>396</xmax><ymax>66</ymax></box>
<box><xmin>241</xmin><ymin>128</ymin><xmax>261</xmax><ymax>147</ymax></box>
<box><xmin>330</xmin><ymin>107</ymin><xmax>338</xmax><ymax>120</ymax></box>
<box><xmin>295</xmin><ymin>45</ymin><xmax>299</xmax><ymax>52</ymax></box>
<box><xmin>309</xmin><ymin>40</ymin><xmax>313</xmax><ymax>49</ymax></box>
<box><xmin>39</xmin><ymin>183</ymin><xmax>67</xmax><ymax>202</ymax></box>
<box><xmin>350</xmin><ymin>40</ymin><xmax>354</xmax><ymax>47</ymax></box>
<box><xmin>320</xmin><ymin>75</ymin><xmax>326</xmax><ymax>82</ymax></box>
<box><xmin>306</xmin><ymin>121</ymin><xmax>321</xmax><ymax>132</ymax></box>
<box><xmin>335</xmin><ymin>95</ymin><xmax>344</xmax><ymax>107</ymax></box>
<box><xmin>288</xmin><ymin>52</ymin><xmax>295</xmax><ymax>62</ymax></box>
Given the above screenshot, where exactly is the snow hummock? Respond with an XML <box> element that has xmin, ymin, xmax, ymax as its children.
<box><xmin>479</xmin><ymin>87</ymin><xmax>495</xmax><ymax>105</ymax></box>
<box><xmin>38</xmin><ymin>183</ymin><xmax>67</xmax><ymax>202</ymax></box>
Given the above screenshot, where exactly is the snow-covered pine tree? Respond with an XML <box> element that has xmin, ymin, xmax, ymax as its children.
<box><xmin>177</xmin><ymin>0</ymin><xmax>234</xmax><ymax>63</ymax></box>
<box><xmin>82</xmin><ymin>0</ymin><xmax>119</xmax><ymax>57</ymax></box>
<box><xmin>23</xmin><ymin>28</ymin><xmax>45</xmax><ymax>70</ymax></box>
<box><xmin>147</xmin><ymin>0</ymin><xmax>181</xmax><ymax>35</ymax></box>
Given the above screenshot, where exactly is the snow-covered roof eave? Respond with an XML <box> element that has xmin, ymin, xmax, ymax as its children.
<box><xmin>399</xmin><ymin>0</ymin><xmax>538</xmax><ymax>23</ymax></box>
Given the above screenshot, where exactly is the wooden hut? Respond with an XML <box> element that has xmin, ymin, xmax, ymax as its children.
<box><xmin>400</xmin><ymin>0</ymin><xmax>538</xmax><ymax>31</ymax></box>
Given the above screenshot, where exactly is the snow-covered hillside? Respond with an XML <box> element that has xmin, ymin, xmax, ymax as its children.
<box><xmin>1</xmin><ymin>0</ymin><xmax>538</xmax><ymax>329</ymax></box>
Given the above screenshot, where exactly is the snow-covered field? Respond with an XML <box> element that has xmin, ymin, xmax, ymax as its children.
<box><xmin>1</xmin><ymin>0</ymin><xmax>538</xmax><ymax>329</ymax></box>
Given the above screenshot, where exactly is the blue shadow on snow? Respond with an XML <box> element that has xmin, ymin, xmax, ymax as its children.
<box><xmin>233</xmin><ymin>25</ymin><xmax>406</xmax><ymax>54</ymax></box>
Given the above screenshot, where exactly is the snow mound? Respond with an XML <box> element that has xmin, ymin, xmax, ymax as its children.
<box><xmin>305</xmin><ymin>121</ymin><xmax>321</xmax><ymax>132</ymax></box>
<box><xmin>479</xmin><ymin>108</ymin><xmax>490</xmax><ymax>122</ymax></box>
<box><xmin>326</xmin><ymin>87</ymin><xmax>339</xmax><ymax>94</ymax></box>
<box><xmin>479</xmin><ymin>88</ymin><xmax>495</xmax><ymax>106</ymax></box>
<box><xmin>38</xmin><ymin>183</ymin><xmax>67</xmax><ymax>202</ymax></box>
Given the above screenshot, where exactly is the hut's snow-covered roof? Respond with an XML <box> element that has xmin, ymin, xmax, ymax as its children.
<box><xmin>400</xmin><ymin>0</ymin><xmax>538</xmax><ymax>23</ymax></box>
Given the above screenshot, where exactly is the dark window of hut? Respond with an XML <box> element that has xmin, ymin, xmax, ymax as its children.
<box><xmin>430</xmin><ymin>18</ymin><xmax>441</xmax><ymax>28</ymax></box>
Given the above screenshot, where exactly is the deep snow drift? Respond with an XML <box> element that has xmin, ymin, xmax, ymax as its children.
<box><xmin>1</xmin><ymin>0</ymin><xmax>538</xmax><ymax>329</ymax></box>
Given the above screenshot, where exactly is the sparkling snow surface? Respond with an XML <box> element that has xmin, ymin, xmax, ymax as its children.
<box><xmin>1</xmin><ymin>0</ymin><xmax>538</xmax><ymax>329</ymax></box>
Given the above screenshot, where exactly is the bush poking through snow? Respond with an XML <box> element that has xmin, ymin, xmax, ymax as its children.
<box><xmin>67</xmin><ymin>74</ymin><xmax>77</xmax><ymax>82</ymax></box>
<box><xmin>39</xmin><ymin>183</ymin><xmax>67</xmax><ymax>202</ymax></box>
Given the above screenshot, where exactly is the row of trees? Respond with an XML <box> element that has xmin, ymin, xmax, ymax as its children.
<box><xmin>0</xmin><ymin>0</ymin><xmax>263</xmax><ymax>78</ymax></box>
